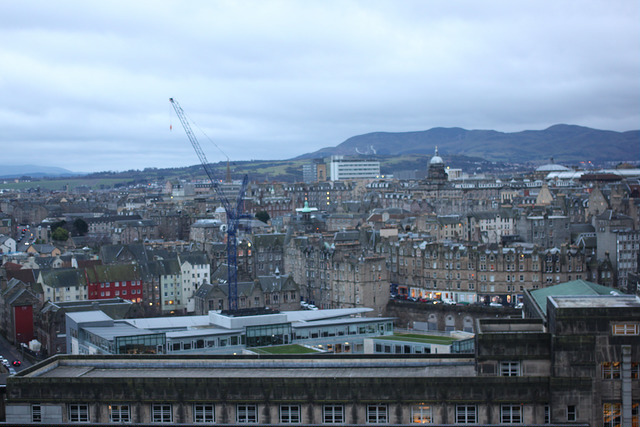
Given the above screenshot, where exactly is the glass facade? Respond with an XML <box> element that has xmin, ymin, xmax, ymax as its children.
<box><xmin>246</xmin><ymin>323</ymin><xmax>291</xmax><ymax>347</ymax></box>
<box><xmin>115</xmin><ymin>333</ymin><xmax>166</xmax><ymax>354</ymax></box>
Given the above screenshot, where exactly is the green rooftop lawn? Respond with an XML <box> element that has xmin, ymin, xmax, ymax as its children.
<box><xmin>252</xmin><ymin>344</ymin><xmax>320</xmax><ymax>354</ymax></box>
<box><xmin>375</xmin><ymin>333</ymin><xmax>456</xmax><ymax>345</ymax></box>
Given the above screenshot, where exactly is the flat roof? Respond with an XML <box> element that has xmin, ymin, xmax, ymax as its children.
<box><xmin>68</xmin><ymin>311</ymin><xmax>113</xmax><ymax>323</ymax></box>
<box><xmin>83</xmin><ymin>324</ymin><xmax>156</xmax><ymax>340</ymax></box>
<box><xmin>23</xmin><ymin>356</ymin><xmax>476</xmax><ymax>379</ymax></box>
<box><xmin>550</xmin><ymin>295</ymin><xmax>640</xmax><ymax>309</ymax></box>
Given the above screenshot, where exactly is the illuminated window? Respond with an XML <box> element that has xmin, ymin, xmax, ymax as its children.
<box><xmin>602</xmin><ymin>362</ymin><xmax>621</xmax><ymax>379</ymax></box>
<box><xmin>411</xmin><ymin>405</ymin><xmax>432</xmax><ymax>423</ymax></box>
<box><xmin>603</xmin><ymin>403</ymin><xmax>621</xmax><ymax>427</ymax></box>
<box><xmin>612</xmin><ymin>323</ymin><xmax>639</xmax><ymax>335</ymax></box>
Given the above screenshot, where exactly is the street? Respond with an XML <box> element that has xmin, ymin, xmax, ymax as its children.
<box><xmin>0</xmin><ymin>333</ymin><xmax>32</xmax><ymax>384</ymax></box>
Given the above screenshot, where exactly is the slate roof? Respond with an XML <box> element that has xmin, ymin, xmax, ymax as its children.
<box><xmin>30</xmin><ymin>244</ymin><xmax>58</xmax><ymax>254</ymax></box>
<box><xmin>252</xmin><ymin>233</ymin><xmax>285</xmax><ymax>247</ymax></box>
<box><xmin>85</xmin><ymin>264</ymin><xmax>141</xmax><ymax>283</ymax></box>
<box><xmin>39</xmin><ymin>268</ymin><xmax>87</xmax><ymax>288</ymax></box>
<box><xmin>99</xmin><ymin>244</ymin><xmax>150</xmax><ymax>264</ymax></box>
<box><xmin>6</xmin><ymin>267</ymin><xmax>38</xmax><ymax>285</ymax></box>
<box><xmin>256</xmin><ymin>274</ymin><xmax>298</xmax><ymax>293</ymax></box>
<box><xmin>179</xmin><ymin>252</ymin><xmax>209</xmax><ymax>267</ymax></box>
<box><xmin>39</xmin><ymin>298</ymin><xmax>134</xmax><ymax>320</ymax></box>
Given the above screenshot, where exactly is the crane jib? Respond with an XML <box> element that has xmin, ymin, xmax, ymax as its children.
<box><xmin>169</xmin><ymin>98</ymin><xmax>248</xmax><ymax>312</ymax></box>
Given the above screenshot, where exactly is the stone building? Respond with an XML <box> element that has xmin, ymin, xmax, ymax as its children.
<box><xmin>5</xmin><ymin>294</ymin><xmax>638</xmax><ymax>426</ymax></box>
<box><xmin>385</xmin><ymin>239</ymin><xmax>588</xmax><ymax>306</ymax></box>
<box><xmin>284</xmin><ymin>230</ymin><xmax>388</xmax><ymax>316</ymax></box>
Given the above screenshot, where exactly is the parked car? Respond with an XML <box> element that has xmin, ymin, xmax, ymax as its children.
<box><xmin>442</xmin><ymin>299</ymin><xmax>456</xmax><ymax>305</ymax></box>
<box><xmin>8</xmin><ymin>367</ymin><xmax>16</xmax><ymax>375</ymax></box>
<box><xmin>489</xmin><ymin>302</ymin><xmax>503</xmax><ymax>308</ymax></box>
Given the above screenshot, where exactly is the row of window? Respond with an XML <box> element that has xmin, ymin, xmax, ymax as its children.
<box><xmin>53</xmin><ymin>403</ymin><xmax>540</xmax><ymax>424</ymax></box>
<box><xmin>602</xmin><ymin>361</ymin><xmax>640</xmax><ymax>379</ymax></box>
<box><xmin>498</xmin><ymin>361</ymin><xmax>640</xmax><ymax>379</ymax></box>
<box><xmin>100</xmin><ymin>289</ymin><xmax>142</xmax><ymax>297</ymax></box>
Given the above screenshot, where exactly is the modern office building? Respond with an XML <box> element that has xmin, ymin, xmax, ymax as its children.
<box><xmin>65</xmin><ymin>307</ymin><xmax>394</xmax><ymax>356</ymax></box>
<box><xmin>329</xmin><ymin>155</ymin><xmax>381</xmax><ymax>181</ymax></box>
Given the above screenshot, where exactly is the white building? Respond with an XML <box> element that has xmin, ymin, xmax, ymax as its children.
<box><xmin>179</xmin><ymin>253</ymin><xmax>211</xmax><ymax>313</ymax></box>
<box><xmin>0</xmin><ymin>234</ymin><xmax>16</xmax><ymax>254</ymax></box>
<box><xmin>329</xmin><ymin>156</ymin><xmax>381</xmax><ymax>181</ymax></box>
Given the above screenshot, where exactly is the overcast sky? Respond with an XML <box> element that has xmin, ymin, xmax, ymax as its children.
<box><xmin>1</xmin><ymin>1</ymin><xmax>638</xmax><ymax>173</ymax></box>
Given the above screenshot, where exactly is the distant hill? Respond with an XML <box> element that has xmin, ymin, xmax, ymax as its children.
<box><xmin>0</xmin><ymin>165</ymin><xmax>82</xmax><ymax>179</ymax></box>
<box><xmin>295</xmin><ymin>124</ymin><xmax>639</xmax><ymax>163</ymax></box>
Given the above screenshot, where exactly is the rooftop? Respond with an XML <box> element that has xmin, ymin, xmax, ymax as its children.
<box><xmin>19</xmin><ymin>355</ymin><xmax>476</xmax><ymax>379</ymax></box>
<box><xmin>549</xmin><ymin>295</ymin><xmax>640</xmax><ymax>309</ymax></box>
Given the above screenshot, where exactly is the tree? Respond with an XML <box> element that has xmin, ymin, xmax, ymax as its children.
<box><xmin>255</xmin><ymin>210</ymin><xmax>270</xmax><ymax>223</ymax></box>
<box><xmin>51</xmin><ymin>227</ymin><xmax>69</xmax><ymax>242</ymax></box>
<box><xmin>72</xmin><ymin>218</ymin><xmax>89</xmax><ymax>236</ymax></box>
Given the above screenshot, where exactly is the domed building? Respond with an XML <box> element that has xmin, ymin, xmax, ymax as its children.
<box><xmin>428</xmin><ymin>146</ymin><xmax>448</xmax><ymax>181</ymax></box>
<box><xmin>534</xmin><ymin>157</ymin><xmax>570</xmax><ymax>179</ymax></box>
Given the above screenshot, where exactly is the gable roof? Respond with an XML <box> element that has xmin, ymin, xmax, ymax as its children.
<box><xmin>85</xmin><ymin>264</ymin><xmax>141</xmax><ymax>283</ymax></box>
<box><xmin>39</xmin><ymin>268</ymin><xmax>87</xmax><ymax>288</ymax></box>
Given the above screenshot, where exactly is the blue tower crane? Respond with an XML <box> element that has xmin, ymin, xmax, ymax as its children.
<box><xmin>169</xmin><ymin>98</ymin><xmax>248</xmax><ymax>312</ymax></box>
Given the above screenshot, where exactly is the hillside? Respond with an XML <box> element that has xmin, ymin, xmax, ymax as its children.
<box><xmin>296</xmin><ymin>124</ymin><xmax>639</xmax><ymax>163</ymax></box>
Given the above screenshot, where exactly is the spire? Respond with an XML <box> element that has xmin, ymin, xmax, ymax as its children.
<box><xmin>226</xmin><ymin>161</ymin><xmax>231</xmax><ymax>183</ymax></box>
<box><xmin>435</xmin><ymin>146</ymin><xmax>439</xmax><ymax>156</ymax></box>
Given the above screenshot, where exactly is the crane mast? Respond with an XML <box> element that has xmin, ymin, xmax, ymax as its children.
<box><xmin>169</xmin><ymin>98</ymin><xmax>247</xmax><ymax>312</ymax></box>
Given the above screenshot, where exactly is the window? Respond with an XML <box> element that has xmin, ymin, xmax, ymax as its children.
<box><xmin>237</xmin><ymin>404</ymin><xmax>257</xmax><ymax>423</ymax></box>
<box><xmin>110</xmin><ymin>404</ymin><xmax>130</xmax><ymax>423</ymax></box>
<box><xmin>323</xmin><ymin>405</ymin><xmax>344</xmax><ymax>423</ymax></box>
<box><xmin>367</xmin><ymin>405</ymin><xmax>388</xmax><ymax>423</ymax></box>
<box><xmin>612</xmin><ymin>323</ymin><xmax>640</xmax><ymax>335</ymax></box>
<box><xmin>456</xmin><ymin>405</ymin><xmax>477</xmax><ymax>424</ymax></box>
<box><xmin>32</xmin><ymin>404</ymin><xmax>41</xmax><ymax>423</ymax></box>
<box><xmin>603</xmin><ymin>403</ymin><xmax>622</xmax><ymax>427</ymax></box>
<box><xmin>411</xmin><ymin>405</ymin><xmax>432</xmax><ymax>423</ymax></box>
<box><xmin>68</xmin><ymin>404</ymin><xmax>89</xmax><ymax>422</ymax></box>
<box><xmin>567</xmin><ymin>405</ymin><xmax>577</xmax><ymax>422</ymax></box>
<box><xmin>280</xmin><ymin>405</ymin><xmax>300</xmax><ymax>423</ymax></box>
<box><xmin>544</xmin><ymin>404</ymin><xmax>550</xmax><ymax>424</ymax></box>
<box><xmin>499</xmin><ymin>361</ymin><xmax>521</xmax><ymax>376</ymax></box>
<box><xmin>501</xmin><ymin>404</ymin><xmax>522</xmax><ymax>423</ymax></box>
<box><xmin>194</xmin><ymin>404</ymin><xmax>214</xmax><ymax>423</ymax></box>
<box><xmin>152</xmin><ymin>404</ymin><xmax>172</xmax><ymax>423</ymax></box>
<box><xmin>602</xmin><ymin>362</ymin><xmax>621</xmax><ymax>379</ymax></box>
